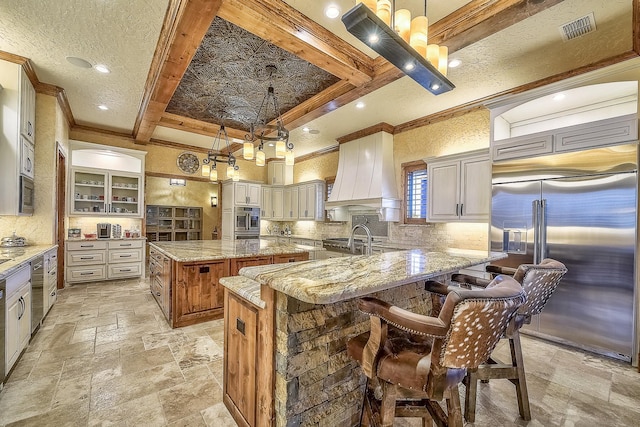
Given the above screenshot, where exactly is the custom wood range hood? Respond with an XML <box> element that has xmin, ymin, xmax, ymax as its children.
<box><xmin>326</xmin><ymin>128</ymin><xmax>400</xmax><ymax>221</ymax></box>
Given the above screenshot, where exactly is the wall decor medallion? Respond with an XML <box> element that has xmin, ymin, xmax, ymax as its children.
<box><xmin>176</xmin><ymin>152</ymin><xmax>200</xmax><ymax>174</ymax></box>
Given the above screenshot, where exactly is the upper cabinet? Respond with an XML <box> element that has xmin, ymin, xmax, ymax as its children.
<box><xmin>0</xmin><ymin>60</ymin><xmax>36</xmax><ymax>216</ymax></box>
<box><xmin>228</xmin><ymin>181</ymin><xmax>261</xmax><ymax>207</ymax></box>
<box><xmin>489</xmin><ymin>81</ymin><xmax>638</xmax><ymax>162</ymax></box>
<box><xmin>267</xmin><ymin>161</ymin><xmax>293</xmax><ymax>185</ymax></box>
<box><xmin>69</xmin><ymin>141</ymin><xmax>146</xmax><ymax>218</ymax></box>
<box><xmin>298</xmin><ymin>181</ymin><xmax>325</xmax><ymax>221</ymax></box>
<box><xmin>426</xmin><ymin>150</ymin><xmax>490</xmax><ymax>222</ymax></box>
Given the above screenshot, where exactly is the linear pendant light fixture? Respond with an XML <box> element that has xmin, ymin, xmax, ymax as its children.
<box><xmin>342</xmin><ymin>1</ymin><xmax>454</xmax><ymax>95</ymax></box>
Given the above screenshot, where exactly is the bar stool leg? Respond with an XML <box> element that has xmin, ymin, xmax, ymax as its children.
<box><xmin>510</xmin><ymin>332</ymin><xmax>531</xmax><ymax>421</ymax></box>
<box><xmin>463</xmin><ymin>369</ymin><xmax>478</xmax><ymax>422</ymax></box>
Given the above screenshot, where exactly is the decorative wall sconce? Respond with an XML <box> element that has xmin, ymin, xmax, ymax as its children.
<box><xmin>211</xmin><ymin>196</ymin><xmax>218</xmax><ymax>207</ymax></box>
<box><xmin>169</xmin><ymin>178</ymin><xmax>186</xmax><ymax>186</ymax></box>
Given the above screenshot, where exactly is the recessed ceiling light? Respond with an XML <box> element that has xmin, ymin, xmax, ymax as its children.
<box><xmin>66</xmin><ymin>56</ymin><xmax>92</xmax><ymax>68</ymax></box>
<box><xmin>553</xmin><ymin>93</ymin><xmax>566</xmax><ymax>101</ymax></box>
<box><xmin>324</xmin><ymin>4</ymin><xmax>340</xmax><ymax>19</ymax></box>
<box><xmin>95</xmin><ymin>64</ymin><xmax>110</xmax><ymax>74</ymax></box>
<box><xmin>356</xmin><ymin>101</ymin><xmax>365</xmax><ymax>109</ymax></box>
<box><xmin>448</xmin><ymin>59</ymin><xmax>462</xmax><ymax>68</ymax></box>
<box><xmin>98</xmin><ymin>105</ymin><xmax>109</xmax><ymax>111</ymax></box>
<box><xmin>368</xmin><ymin>34</ymin><xmax>379</xmax><ymax>44</ymax></box>
<box><xmin>404</xmin><ymin>62</ymin><xmax>415</xmax><ymax>71</ymax></box>
<box><xmin>303</xmin><ymin>127</ymin><xmax>310</xmax><ymax>132</ymax></box>
<box><xmin>268</xmin><ymin>143</ymin><xmax>274</xmax><ymax>147</ymax></box>
<box><xmin>431</xmin><ymin>84</ymin><xmax>440</xmax><ymax>91</ymax></box>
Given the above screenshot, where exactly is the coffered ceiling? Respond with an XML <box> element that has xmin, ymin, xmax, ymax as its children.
<box><xmin>0</xmin><ymin>0</ymin><xmax>638</xmax><ymax>160</ymax></box>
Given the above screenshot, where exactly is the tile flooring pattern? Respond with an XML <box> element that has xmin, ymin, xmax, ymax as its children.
<box><xmin>1</xmin><ymin>276</ymin><xmax>639</xmax><ymax>426</ymax></box>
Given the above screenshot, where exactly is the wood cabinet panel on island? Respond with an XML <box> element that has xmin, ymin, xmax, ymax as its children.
<box><xmin>148</xmin><ymin>240</ymin><xmax>311</xmax><ymax>328</ymax></box>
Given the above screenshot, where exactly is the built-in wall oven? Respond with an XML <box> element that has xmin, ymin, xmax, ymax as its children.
<box><xmin>235</xmin><ymin>207</ymin><xmax>260</xmax><ymax>239</ymax></box>
<box><xmin>19</xmin><ymin>176</ymin><xmax>34</xmax><ymax>215</ymax></box>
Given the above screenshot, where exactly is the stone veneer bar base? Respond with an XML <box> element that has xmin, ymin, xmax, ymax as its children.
<box><xmin>272</xmin><ymin>278</ymin><xmax>440</xmax><ymax>426</ymax></box>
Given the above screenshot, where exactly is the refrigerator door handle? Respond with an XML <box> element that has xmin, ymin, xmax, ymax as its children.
<box><xmin>540</xmin><ymin>199</ymin><xmax>547</xmax><ymax>260</ymax></box>
<box><xmin>532</xmin><ymin>200</ymin><xmax>540</xmax><ymax>264</ymax></box>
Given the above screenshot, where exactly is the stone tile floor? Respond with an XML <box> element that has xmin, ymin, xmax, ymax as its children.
<box><xmin>1</xmin><ymin>276</ymin><xmax>639</xmax><ymax>426</ymax></box>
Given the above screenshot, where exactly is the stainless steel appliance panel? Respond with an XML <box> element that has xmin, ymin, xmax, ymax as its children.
<box><xmin>234</xmin><ymin>207</ymin><xmax>260</xmax><ymax>238</ymax></box>
<box><xmin>31</xmin><ymin>256</ymin><xmax>44</xmax><ymax>334</ymax></box>
<box><xmin>539</xmin><ymin>173</ymin><xmax>636</xmax><ymax>359</ymax></box>
<box><xmin>0</xmin><ymin>278</ymin><xmax>5</xmax><ymax>386</ymax></box>
<box><xmin>490</xmin><ymin>152</ymin><xmax>637</xmax><ymax>361</ymax></box>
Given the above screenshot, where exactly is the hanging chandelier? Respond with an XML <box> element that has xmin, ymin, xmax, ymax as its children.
<box><xmin>201</xmin><ymin>124</ymin><xmax>239</xmax><ymax>182</ymax></box>
<box><xmin>342</xmin><ymin>0</ymin><xmax>454</xmax><ymax>95</ymax></box>
<box><xmin>244</xmin><ymin>65</ymin><xmax>295</xmax><ymax>166</ymax></box>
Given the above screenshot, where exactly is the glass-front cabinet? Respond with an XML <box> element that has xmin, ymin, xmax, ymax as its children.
<box><xmin>69</xmin><ymin>141</ymin><xmax>146</xmax><ymax>218</ymax></box>
<box><xmin>71</xmin><ymin>168</ymin><xmax>142</xmax><ymax>217</ymax></box>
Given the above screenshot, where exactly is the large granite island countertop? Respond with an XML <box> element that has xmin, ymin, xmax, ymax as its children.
<box><xmin>148</xmin><ymin>239</ymin><xmax>319</xmax><ymax>262</ymax></box>
<box><xmin>228</xmin><ymin>248</ymin><xmax>507</xmax><ymax>305</ymax></box>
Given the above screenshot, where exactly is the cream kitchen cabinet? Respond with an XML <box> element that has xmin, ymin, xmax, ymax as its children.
<box><xmin>426</xmin><ymin>150</ymin><xmax>490</xmax><ymax>222</ymax></box>
<box><xmin>271</xmin><ymin>187</ymin><xmax>284</xmax><ymax>220</ymax></box>
<box><xmin>267</xmin><ymin>161</ymin><xmax>293</xmax><ymax>185</ymax></box>
<box><xmin>44</xmin><ymin>247</ymin><xmax>58</xmax><ymax>315</ymax></box>
<box><xmin>70</xmin><ymin>167</ymin><xmax>142</xmax><ymax>217</ymax></box>
<box><xmin>5</xmin><ymin>264</ymin><xmax>31</xmax><ymax>375</ymax></box>
<box><xmin>65</xmin><ymin>239</ymin><xmax>144</xmax><ymax>284</ymax></box>
<box><xmin>261</xmin><ymin>186</ymin><xmax>273</xmax><ymax>219</ymax></box>
<box><xmin>283</xmin><ymin>186</ymin><xmax>299</xmax><ymax>220</ymax></box>
<box><xmin>0</xmin><ymin>60</ymin><xmax>37</xmax><ymax>215</ymax></box>
<box><xmin>298</xmin><ymin>181</ymin><xmax>325</xmax><ymax>221</ymax></box>
<box><xmin>228</xmin><ymin>182</ymin><xmax>262</xmax><ymax>208</ymax></box>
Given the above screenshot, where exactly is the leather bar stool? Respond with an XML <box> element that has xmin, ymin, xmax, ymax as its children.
<box><xmin>347</xmin><ymin>275</ymin><xmax>526</xmax><ymax>427</ymax></box>
<box><xmin>450</xmin><ymin>258</ymin><xmax>567</xmax><ymax>422</ymax></box>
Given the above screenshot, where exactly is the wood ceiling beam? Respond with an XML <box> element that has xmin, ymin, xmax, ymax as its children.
<box><xmin>217</xmin><ymin>0</ymin><xmax>374</xmax><ymax>86</ymax></box>
<box><xmin>133</xmin><ymin>0</ymin><xmax>223</xmax><ymax>143</ymax></box>
<box><xmin>160</xmin><ymin>112</ymin><xmax>248</xmax><ymax>141</ymax></box>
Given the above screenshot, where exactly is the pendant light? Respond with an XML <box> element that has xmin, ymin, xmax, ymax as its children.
<box><xmin>201</xmin><ymin>163</ymin><xmax>210</xmax><ymax>177</ymax></box>
<box><xmin>246</xmin><ymin>65</ymin><xmax>295</xmax><ymax>166</ymax></box>
<box><xmin>343</xmin><ymin>1</ymin><xmax>454</xmax><ymax>95</ymax></box>
<box><xmin>202</xmin><ymin>123</ymin><xmax>238</xmax><ymax>182</ymax></box>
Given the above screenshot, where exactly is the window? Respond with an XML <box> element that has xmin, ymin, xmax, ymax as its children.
<box><xmin>403</xmin><ymin>161</ymin><xmax>427</xmax><ymax>223</ymax></box>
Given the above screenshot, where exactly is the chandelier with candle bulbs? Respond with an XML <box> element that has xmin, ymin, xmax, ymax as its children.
<box><xmin>201</xmin><ymin>123</ymin><xmax>240</xmax><ymax>182</ymax></box>
<box><xmin>243</xmin><ymin>65</ymin><xmax>295</xmax><ymax>166</ymax></box>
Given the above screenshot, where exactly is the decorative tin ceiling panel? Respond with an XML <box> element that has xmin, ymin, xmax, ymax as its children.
<box><xmin>166</xmin><ymin>17</ymin><xmax>340</xmax><ymax>132</ymax></box>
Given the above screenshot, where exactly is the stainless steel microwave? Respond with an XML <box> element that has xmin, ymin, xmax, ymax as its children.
<box><xmin>19</xmin><ymin>175</ymin><xmax>34</xmax><ymax>215</ymax></box>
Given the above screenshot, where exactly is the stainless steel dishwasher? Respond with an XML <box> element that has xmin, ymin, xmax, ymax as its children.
<box><xmin>1</xmin><ymin>277</ymin><xmax>6</xmax><ymax>387</ymax></box>
<box><xmin>31</xmin><ymin>256</ymin><xmax>44</xmax><ymax>334</ymax></box>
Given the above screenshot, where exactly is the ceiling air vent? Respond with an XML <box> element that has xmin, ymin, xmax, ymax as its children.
<box><xmin>559</xmin><ymin>12</ymin><xmax>596</xmax><ymax>41</ymax></box>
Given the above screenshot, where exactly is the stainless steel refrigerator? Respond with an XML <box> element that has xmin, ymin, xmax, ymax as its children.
<box><xmin>490</xmin><ymin>143</ymin><xmax>637</xmax><ymax>361</ymax></box>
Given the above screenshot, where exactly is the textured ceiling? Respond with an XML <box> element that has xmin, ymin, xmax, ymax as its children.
<box><xmin>165</xmin><ymin>17</ymin><xmax>340</xmax><ymax>132</ymax></box>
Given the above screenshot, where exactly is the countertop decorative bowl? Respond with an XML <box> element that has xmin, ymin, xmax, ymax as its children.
<box><xmin>83</xmin><ymin>233</ymin><xmax>97</xmax><ymax>239</ymax></box>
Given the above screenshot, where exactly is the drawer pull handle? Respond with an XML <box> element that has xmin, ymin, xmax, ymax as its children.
<box><xmin>80</xmin><ymin>257</ymin><xmax>94</xmax><ymax>260</ymax></box>
<box><xmin>120</xmin><ymin>244</ymin><xmax>132</xmax><ymax>247</ymax></box>
<box><xmin>80</xmin><ymin>272</ymin><xmax>93</xmax><ymax>276</ymax></box>
<box><xmin>80</xmin><ymin>245</ymin><xmax>94</xmax><ymax>248</ymax></box>
<box><xmin>119</xmin><ymin>254</ymin><xmax>132</xmax><ymax>258</ymax></box>
<box><xmin>119</xmin><ymin>269</ymin><xmax>132</xmax><ymax>272</ymax></box>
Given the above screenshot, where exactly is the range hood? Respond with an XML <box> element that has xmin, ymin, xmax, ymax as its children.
<box><xmin>326</xmin><ymin>130</ymin><xmax>401</xmax><ymax>221</ymax></box>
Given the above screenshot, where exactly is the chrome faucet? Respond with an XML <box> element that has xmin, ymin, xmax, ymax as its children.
<box><xmin>348</xmin><ymin>223</ymin><xmax>373</xmax><ymax>255</ymax></box>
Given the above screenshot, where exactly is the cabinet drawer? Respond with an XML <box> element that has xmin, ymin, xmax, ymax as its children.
<box><xmin>109</xmin><ymin>248</ymin><xmax>142</xmax><ymax>263</ymax></box>
<box><xmin>108</xmin><ymin>240</ymin><xmax>143</xmax><ymax>249</ymax></box>
<box><xmin>67</xmin><ymin>240</ymin><xmax>108</xmax><ymax>251</ymax></box>
<box><xmin>67</xmin><ymin>250</ymin><xmax>106</xmax><ymax>266</ymax></box>
<box><xmin>107</xmin><ymin>262</ymin><xmax>142</xmax><ymax>279</ymax></box>
<box><xmin>66</xmin><ymin>265</ymin><xmax>107</xmax><ymax>282</ymax></box>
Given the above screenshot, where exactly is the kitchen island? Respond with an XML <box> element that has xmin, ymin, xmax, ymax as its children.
<box><xmin>219</xmin><ymin>248</ymin><xmax>506</xmax><ymax>427</ymax></box>
<box><xmin>147</xmin><ymin>240</ymin><xmax>316</xmax><ymax>328</ymax></box>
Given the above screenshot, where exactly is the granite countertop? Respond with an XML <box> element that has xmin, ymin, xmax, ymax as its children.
<box><xmin>148</xmin><ymin>239</ymin><xmax>321</xmax><ymax>263</ymax></box>
<box><xmin>227</xmin><ymin>248</ymin><xmax>506</xmax><ymax>305</ymax></box>
<box><xmin>0</xmin><ymin>244</ymin><xmax>58</xmax><ymax>278</ymax></box>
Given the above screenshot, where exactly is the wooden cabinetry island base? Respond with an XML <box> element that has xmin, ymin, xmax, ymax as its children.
<box><xmin>148</xmin><ymin>240</ymin><xmax>310</xmax><ymax>328</ymax></box>
<box><xmin>220</xmin><ymin>249</ymin><xmax>507</xmax><ymax>426</ymax></box>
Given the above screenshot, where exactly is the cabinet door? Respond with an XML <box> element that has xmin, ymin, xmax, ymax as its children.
<box><xmin>6</xmin><ymin>296</ymin><xmax>21</xmax><ymax>372</ymax></box>
<box><xmin>284</xmin><ymin>186</ymin><xmax>299</xmax><ymax>219</ymax></box>
<box><xmin>268</xmin><ymin>161</ymin><xmax>284</xmax><ymax>185</ymax></box>
<box><xmin>235</xmin><ymin>182</ymin><xmax>249</xmax><ymax>206</ymax></box>
<box><xmin>70</xmin><ymin>168</ymin><xmax>108</xmax><ymax>215</ymax></box>
<box><xmin>248</xmin><ymin>183</ymin><xmax>261</xmax><ymax>206</ymax></box>
<box><xmin>109</xmin><ymin>172</ymin><xmax>142</xmax><ymax>216</ymax></box>
<box><xmin>272</xmin><ymin>187</ymin><xmax>284</xmax><ymax>220</ymax></box>
<box><xmin>225</xmin><ymin>292</ymin><xmax>258</xmax><ymax>426</ymax></box>
<box><xmin>18</xmin><ymin>288</ymin><xmax>31</xmax><ymax>349</ymax></box>
<box><xmin>261</xmin><ymin>187</ymin><xmax>272</xmax><ymax>219</ymax></box>
<box><xmin>459</xmin><ymin>156</ymin><xmax>491</xmax><ymax>220</ymax></box>
<box><xmin>221</xmin><ymin>209</ymin><xmax>234</xmax><ymax>240</ymax></box>
<box><xmin>174</xmin><ymin>260</ymin><xmax>228</xmax><ymax>327</ymax></box>
<box><xmin>20</xmin><ymin>68</ymin><xmax>35</xmax><ymax>143</ymax></box>
<box><xmin>298</xmin><ymin>185</ymin><xmax>309</xmax><ymax>219</ymax></box>
<box><xmin>427</xmin><ymin>160</ymin><xmax>460</xmax><ymax>221</ymax></box>
<box><xmin>20</xmin><ymin>137</ymin><xmax>34</xmax><ymax>178</ymax></box>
